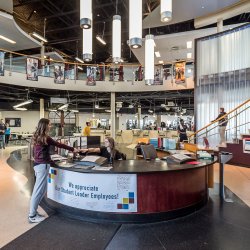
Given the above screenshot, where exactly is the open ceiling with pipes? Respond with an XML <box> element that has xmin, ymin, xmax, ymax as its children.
<box><xmin>0</xmin><ymin>0</ymin><xmax>249</xmax><ymax>114</ymax></box>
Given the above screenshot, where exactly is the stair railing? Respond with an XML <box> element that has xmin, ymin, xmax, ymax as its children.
<box><xmin>189</xmin><ymin>98</ymin><xmax>250</xmax><ymax>144</ymax></box>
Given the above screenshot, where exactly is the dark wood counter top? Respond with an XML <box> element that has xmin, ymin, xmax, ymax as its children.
<box><xmin>53</xmin><ymin>157</ymin><xmax>217</xmax><ymax>174</ymax></box>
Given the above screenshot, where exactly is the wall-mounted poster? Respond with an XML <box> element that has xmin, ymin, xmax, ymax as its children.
<box><xmin>175</xmin><ymin>61</ymin><xmax>185</xmax><ymax>84</ymax></box>
<box><xmin>26</xmin><ymin>57</ymin><xmax>38</xmax><ymax>81</ymax></box>
<box><xmin>154</xmin><ymin>66</ymin><xmax>163</xmax><ymax>85</ymax></box>
<box><xmin>54</xmin><ymin>63</ymin><xmax>65</xmax><ymax>84</ymax></box>
<box><xmin>86</xmin><ymin>66</ymin><xmax>96</xmax><ymax>86</ymax></box>
<box><xmin>5</xmin><ymin>118</ymin><xmax>21</xmax><ymax>127</ymax></box>
<box><xmin>0</xmin><ymin>51</ymin><xmax>5</xmax><ymax>76</ymax></box>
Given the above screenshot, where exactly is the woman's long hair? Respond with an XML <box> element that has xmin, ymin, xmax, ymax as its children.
<box><xmin>106</xmin><ymin>137</ymin><xmax>116</xmax><ymax>157</ymax></box>
<box><xmin>32</xmin><ymin>118</ymin><xmax>50</xmax><ymax>145</ymax></box>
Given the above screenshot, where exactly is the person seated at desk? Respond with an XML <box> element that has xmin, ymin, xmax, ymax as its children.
<box><xmin>80</xmin><ymin>137</ymin><xmax>126</xmax><ymax>161</ymax></box>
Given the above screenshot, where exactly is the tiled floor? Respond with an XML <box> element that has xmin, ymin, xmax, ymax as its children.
<box><xmin>0</xmin><ymin>145</ymin><xmax>250</xmax><ymax>249</ymax></box>
<box><xmin>0</xmin><ymin>146</ymin><xmax>47</xmax><ymax>248</ymax></box>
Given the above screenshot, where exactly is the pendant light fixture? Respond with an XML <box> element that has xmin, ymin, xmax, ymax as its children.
<box><xmin>112</xmin><ymin>15</ymin><xmax>121</xmax><ymax>63</ymax></box>
<box><xmin>80</xmin><ymin>0</ymin><xmax>92</xmax><ymax>29</ymax></box>
<box><xmin>82</xmin><ymin>27</ymin><xmax>92</xmax><ymax>62</ymax></box>
<box><xmin>161</xmin><ymin>0</ymin><xmax>172</xmax><ymax>22</ymax></box>
<box><xmin>129</xmin><ymin>0</ymin><xmax>142</xmax><ymax>49</ymax></box>
<box><xmin>145</xmin><ymin>34</ymin><xmax>154</xmax><ymax>85</ymax></box>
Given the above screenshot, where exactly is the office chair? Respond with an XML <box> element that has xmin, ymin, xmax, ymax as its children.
<box><xmin>140</xmin><ymin>144</ymin><xmax>158</xmax><ymax>160</ymax></box>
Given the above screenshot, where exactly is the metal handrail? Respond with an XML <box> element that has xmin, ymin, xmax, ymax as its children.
<box><xmin>189</xmin><ymin>99</ymin><xmax>250</xmax><ymax>141</ymax></box>
<box><xmin>195</xmin><ymin>121</ymin><xmax>250</xmax><ymax>141</ymax></box>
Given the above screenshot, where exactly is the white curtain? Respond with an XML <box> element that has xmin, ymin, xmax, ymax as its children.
<box><xmin>195</xmin><ymin>24</ymin><xmax>250</xmax><ymax>146</ymax></box>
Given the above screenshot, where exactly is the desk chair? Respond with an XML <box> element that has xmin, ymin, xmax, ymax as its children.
<box><xmin>15</xmin><ymin>135</ymin><xmax>23</xmax><ymax>145</ymax></box>
<box><xmin>140</xmin><ymin>144</ymin><xmax>158</xmax><ymax>160</ymax></box>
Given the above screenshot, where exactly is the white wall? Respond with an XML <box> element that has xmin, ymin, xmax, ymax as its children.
<box><xmin>0</xmin><ymin>111</ymin><xmax>40</xmax><ymax>133</ymax></box>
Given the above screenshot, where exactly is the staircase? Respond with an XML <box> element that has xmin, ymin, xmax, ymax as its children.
<box><xmin>189</xmin><ymin>99</ymin><xmax>250</xmax><ymax>166</ymax></box>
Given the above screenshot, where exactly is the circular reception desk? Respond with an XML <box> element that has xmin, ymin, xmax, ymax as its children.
<box><xmin>44</xmin><ymin>158</ymin><xmax>217</xmax><ymax>223</ymax></box>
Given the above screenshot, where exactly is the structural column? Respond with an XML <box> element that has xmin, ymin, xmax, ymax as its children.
<box><xmin>111</xmin><ymin>92</ymin><xmax>116</xmax><ymax>138</ymax></box>
<box><xmin>138</xmin><ymin>105</ymin><xmax>142</xmax><ymax>129</ymax></box>
<box><xmin>40</xmin><ymin>41</ymin><xmax>45</xmax><ymax>66</ymax></box>
<box><xmin>217</xmin><ymin>18</ymin><xmax>223</xmax><ymax>33</ymax></box>
<box><xmin>40</xmin><ymin>98</ymin><xmax>45</xmax><ymax>119</ymax></box>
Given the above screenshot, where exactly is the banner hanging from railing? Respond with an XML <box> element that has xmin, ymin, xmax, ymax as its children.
<box><xmin>154</xmin><ymin>65</ymin><xmax>163</xmax><ymax>85</ymax></box>
<box><xmin>86</xmin><ymin>66</ymin><xmax>97</xmax><ymax>86</ymax></box>
<box><xmin>54</xmin><ymin>63</ymin><xmax>65</xmax><ymax>84</ymax></box>
<box><xmin>0</xmin><ymin>51</ymin><xmax>5</xmax><ymax>76</ymax></box>
<box><xmin>175</xmin><ymin>61</ymin><xmax>186</xmax><ymax>84</ymax></box>
<box><xmin>26</xmin><ymin>57</ymin><xmax>38</xmax><ymax>81</ymax></box>
<box><xmin>134</xmin><ymin>66</ymin><xmax>144</xmax><ymax>81</ymax></box>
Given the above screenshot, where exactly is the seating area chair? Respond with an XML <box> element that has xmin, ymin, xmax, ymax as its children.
<box><xmin>132</xmin><ymin>129</ymin><xmax>141</xmax><ymax>143</ymax></box>
<box><xmin>158</xmin><ymin>131</ymin><xmax>166</xmax><ymax>137</ymax></box>
<box><xmin>104</xmin><ymin>130</ymin><xmax>111</xmax><ymax>137</ymax></box>
<box><xmin>116</xmin><ymin>130</ymin><xmax>123</xmax><ymax>143</ymax></box>
<box><xmin>140</xmin><ymin>144</ymin><xmax>158</xmax><ymax>160</ymax></box>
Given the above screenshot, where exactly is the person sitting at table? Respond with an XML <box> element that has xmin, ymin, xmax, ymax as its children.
<box><xmin>80</xmin><ymin>137</ymin><xmax>126</xmax><ymax>161</ymax></box>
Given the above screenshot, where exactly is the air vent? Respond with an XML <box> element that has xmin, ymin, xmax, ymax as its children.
<box><xmin>171</xmin><ymin>46</ymin><xmax>179</xmax><ymax>50</ymax></box>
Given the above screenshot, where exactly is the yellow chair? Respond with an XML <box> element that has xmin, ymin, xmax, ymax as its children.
<box><xmin>137</xmin><ymin>138</ymin><xmax>150</xmax><ymax>144</ymax></box>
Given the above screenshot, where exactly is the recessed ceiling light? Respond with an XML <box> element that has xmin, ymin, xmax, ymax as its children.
<box><xmin>202</xmin><ymin>6</ymin><xmax>205</xmax><ymax>9</ymax></box>
<box><xmin>187</xmin><ymin>52</ymin><xmax>192</xmax><ymax>59</ymax></box>
<box><xmin>186</xmin><ymin>41</ymin><xmax>192</xmax><ymax>49</ymax></box>
<box><xmin>155</xmin><ymin>51</ymin><xmax>161</xmax><ymax>57</ymax></box>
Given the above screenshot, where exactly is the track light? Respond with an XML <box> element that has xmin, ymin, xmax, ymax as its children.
<box><xmin>58</xmin><ymin>103</ymin><xmax>69</xmax><ymax>110</ymax></box>
<box><xmin>96</xmin><ymin>35</ymin><xmax>106</xmax><ymax>45</ymax></box>
<box><xmin>14</xmin><ymin>107</ymin><xmax>27</xmax><ymax>111</ymax></box>
<box><xmin>32</xmin><ymin>32</ymin><xmax>48</xmax><ymax>43</ymax></box>
<box><xmin>0</xmin><ymin>35</ymin><xmax>16</xmax><ymax>44</ymax></box>
<box><xmin>75</xmin><ymin>57</ymin><xmax>84</xmax><ymax>63</ymax></box>
<box><xmin>13</xmin><ymin>99</ymin><xmax>33</xmax><ymax>108</ymax></box>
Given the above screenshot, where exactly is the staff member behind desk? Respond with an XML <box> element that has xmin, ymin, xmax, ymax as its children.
<box><xmin>29</xmin><ymin>118</ymin><xmax>78</xmax><ymax>224</ymax></box>
<box><xmin>81</xmin><ymin>137</ymin><xmax>126</xmax><ymax>162</ymax></box>
<box><xmin>82</xmin><ymin>122</ymin><xmax>91</xmax><ymax>136</ymax></box>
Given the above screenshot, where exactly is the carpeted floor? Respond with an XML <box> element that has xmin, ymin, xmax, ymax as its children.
<box><xmin>2</xmin><ymin>193</ymin><xmax>250</xmax><ymax>250</ymax></box>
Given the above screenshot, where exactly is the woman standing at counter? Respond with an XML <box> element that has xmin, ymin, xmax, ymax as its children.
<box><xmin>29</xmin><ymin>118</ymin><xmax>78</xmax><ymax>223</ymax></box>
<box><xmin>81</xmin><ymin>137</ymin><xmax>126</xmax><ymax>162</ymax></box>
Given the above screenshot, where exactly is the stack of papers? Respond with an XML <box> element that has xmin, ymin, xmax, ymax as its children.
<box><xmin>51</xmin><ymin>154</ymin><xmax>68</xmax><ymax>161</ymax></box>
<box><xmin>92</xmin><ymin>166</ymin><xmax>113</xmax><ymax>171</ymax></box>
<box><xmin>57</xmin><ymin>162</ymin><xmax>77</xmax><ymax>168</ymax></box>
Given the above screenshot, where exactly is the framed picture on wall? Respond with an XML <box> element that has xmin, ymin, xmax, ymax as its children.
<box><xmin>5</xmin><ymin>118</ymin><xmax>21</xmax><ymax>127</ymax></box>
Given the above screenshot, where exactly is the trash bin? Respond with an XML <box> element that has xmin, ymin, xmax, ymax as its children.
<box><xmin>218</xmin><ymin>151</ymin><xmax>233</xmax><ymax>202</ymax></box>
